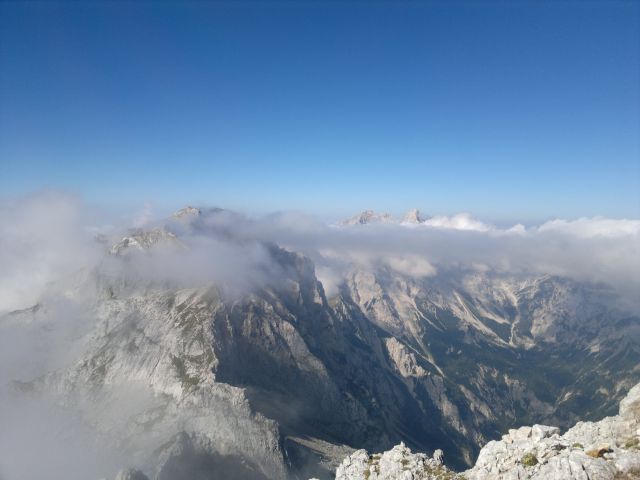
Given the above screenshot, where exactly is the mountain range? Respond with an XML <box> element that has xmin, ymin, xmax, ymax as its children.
<box><xmin>1</xmin><ymin>206</ymin><xmax>638</xmax><ymax>480</ymax></box>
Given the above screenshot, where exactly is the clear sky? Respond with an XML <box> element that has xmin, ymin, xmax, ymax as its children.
<box><xmin>1</xmin><ymin>0</ymin><xmax>639</xmax><ymax>222</ymax></box>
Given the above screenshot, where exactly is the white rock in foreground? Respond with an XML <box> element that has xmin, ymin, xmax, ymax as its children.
<box><xmin>465</xmin><ymin>382</ymin><xmax>640</xmax><ymax>480</ymax></box>
<box><xmin>329</xmin><ymin>442</ymin><xmax>461</xmax><ymax>480</ymax></box>
<box><xmin>324</xmin><ymin>383</ymin><xmax>640</xmax><ymax>480</ymax></box>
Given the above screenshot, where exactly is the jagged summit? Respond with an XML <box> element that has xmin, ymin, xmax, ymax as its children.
<box><xmin>326</xmin><ymin>442</ymin><xmax>459</xmax><ymax>480</ymax></box>
<box><xmin>340</xmin><ymin>208</ymin><xmax>427</xmax><ymax>226</ymax></box>
<box><xmin>109</xmin><ymin>227</ymin><xmax>180</xmax><ymax>255</ymax></box>
<box><xmin>172</xmin><ymin>206</ymin><xmax>202</xmax><ymax>218</ymax></box>
<box><xmin>340</xmin><ymin>210</ymin><xmax>395</xmax><ymax>225</ymax></box>
<box><xmin>401</xmin><ymin>208</ymin><xmax>424</xmax><ymax>224</ymax></box>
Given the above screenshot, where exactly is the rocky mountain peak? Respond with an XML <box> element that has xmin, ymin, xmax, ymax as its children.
<box><xmin>402</xmin><ymin>208</ymin><xmax>424</xmax><ymax>224</ymax></box>
<box><xmin>172</xmin><ymin>206</ymin><xmax>201</xmax><ymax>218</ymax></box>
<box><xmin>318</xmin><ymin>442</ymin><xmax>459</xmax><ymax>480</ymax></box>
<box><xmin>340</xmin><ymin>210</ymin><xmax>394</xmax><ymax>226</ymax></box>
<box><xmin>109</xmin><ymin>227</ymin><xmax>180</xmax><ymax>255</ymax></box>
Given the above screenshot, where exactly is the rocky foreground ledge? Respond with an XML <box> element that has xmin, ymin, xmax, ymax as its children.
<box><xmin>313</xmin><ymin>382</ymin><xmax>640</xmax><ymax>480</ymax></box>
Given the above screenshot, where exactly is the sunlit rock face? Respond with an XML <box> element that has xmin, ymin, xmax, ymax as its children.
<box><xmin>2</xmin><ymin>207</ymin><xmax>638</xmax><ymax>479</ymax></box>
<box><xmin>332</xmin><ymin>443</ymin><xmax>460</xmax><ymax>480</ymax></box>
<box><xmin>464</xmin><ymin>382</ymin><xmax>640</xmax><ymax>480</ymax></box>
<box><xmin>340</xmin><ymin>210</ymin><xmax>395</xmax><ymax>225</ymax></box>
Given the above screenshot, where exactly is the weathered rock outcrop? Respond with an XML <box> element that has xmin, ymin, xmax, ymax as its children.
<box><xmin>314</xmin><ymin>442</ymin><xmax>460</xmax><ymax>480</ymax></box>
<box><xmin>324</xmin><ymin>383</ymin><xmax>640</xmax><ymax>480</ymax></box>
<box><xmin>465</xmin><ymin>382</ymin><xmax>640</xmax><ymax>479</ymax></box>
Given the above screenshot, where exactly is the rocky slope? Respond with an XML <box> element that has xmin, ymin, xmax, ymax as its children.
<box><xmin>1</xmin><ymin>207</ymin><xmax>638</xmax><ymax>479</ymax></box>
<box><xmin>323</xmin><ymin>382</ymin><xmax>640</xmax><ymax>480</ymax></box>
<box><xmin>325</xmin><ymin>442</ymin><xmax>460</xmax><ymax>480</ymax></box>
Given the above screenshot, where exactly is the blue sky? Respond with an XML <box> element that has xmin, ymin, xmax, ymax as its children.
<box><xmin>1</xmin><ymin>1</ymin><xmax>638</xmax><ymax>222</ymax></box>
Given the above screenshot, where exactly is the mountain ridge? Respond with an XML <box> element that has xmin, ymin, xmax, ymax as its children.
<box><xmin>1</xmin><ymin>206</ymin><xmax>638</xmax><ymax>480</ymax></box>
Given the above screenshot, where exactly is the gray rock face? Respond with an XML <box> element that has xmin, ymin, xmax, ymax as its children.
<box><xmin>334</xmin><ymin>443</ymin><xmax>461</xmax><ymax>480</ymax></box>
<box><xmin>340</xmin><ymin>209</ymin><xmax>427</xmax><ymax>225</ymax></box>
<box><xmin>109</xmin><ymin>227</ymin><xmax>182</xmax><ymax>255</ymax></box>
<box><xmin>621</xmin><ymin>383</ymin><xmax>640</xmax><ymax>421</ymax></box>
<box><xmin>44</xmin><ymin>283</ymin><xmax>288</xmax><ymax>480</ymax></box>
<box><xmin>340</xmin><ymin>210</ymin><xmax>394</xmax><ymax>225</ymax></box>
<box><xmin>172</xmin><ymin>206</ymin><xmax>201</xmax><ymax>219</ymax></box>
<box><xmin>401</xmin><ymin>209</ymin><xmax>424</xmax><ymax>224</ymax></box>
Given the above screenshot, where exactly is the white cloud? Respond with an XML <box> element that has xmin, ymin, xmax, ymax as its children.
<box><xmin>215</xmin><ymin>210</ymin><xmax>640</xmax><ymax>306</ymax></box>
<box><xmin>383</xmin><ymin>255</ymin><xmax>437</xmax><ymax>278</ymax></box>
<box><xmin>536</xmin><ymin>217</ymin><xmax>640</xmax><ymax>237</ymax></box>
<box><xmin>0</xmin><ymin>192</ymin><xmax>102</xmax><ymax>313</ymax></box>
<box><xmin>421</xmin><ymin>213</ymin><xmax>492</xmax><ymax>232</ymax></box>
<box><xmin>131</xmin><ymin>202</ymin><xmax>154</xmax><ymax>228</ymax></box>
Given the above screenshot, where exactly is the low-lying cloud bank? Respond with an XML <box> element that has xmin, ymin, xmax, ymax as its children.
<box><xmin>200</xmin><ymin>208</ymin><xmax>640</xmax><ymax>304</ymax></box>
<box><xmin>1</xmin><ymin>191</ymin><xmax>639</xmax><ymax>314</ymax></box>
